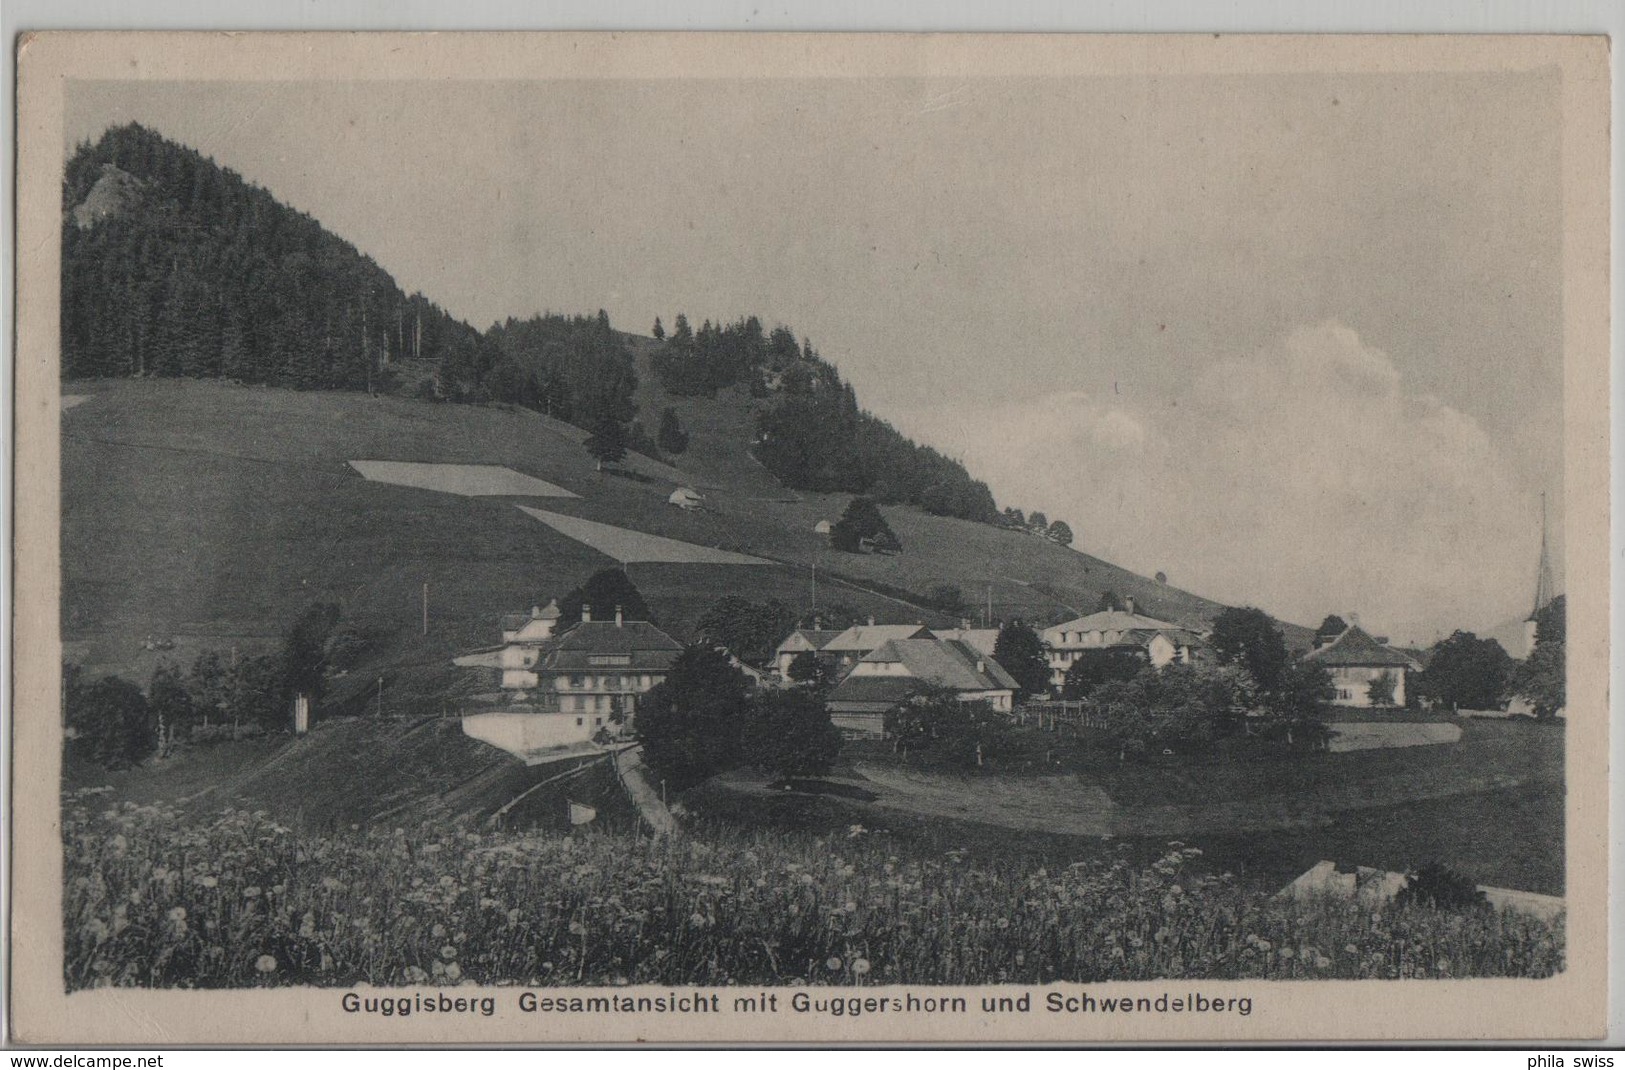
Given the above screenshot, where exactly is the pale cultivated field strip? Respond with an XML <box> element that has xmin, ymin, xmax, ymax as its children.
<box><xmin>516</xmin><ymin>506</ymin><xmax>771</xmax><ymax>565</ymax></box>
<box><xmin>348</xmin><ymin>460</ymin><xmax>579</xmax><ymax>498</ymax></box>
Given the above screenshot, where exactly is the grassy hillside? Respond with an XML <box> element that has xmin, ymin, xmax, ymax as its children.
<box><xmin>62</xmin><ymin>376</ymin><xmax>1293</xmax><ymax>701</ymax></box>
<box><xmin>63</xmin><ymin>716</ymin><xmax>638</xmax><ymax>834</ymax></box>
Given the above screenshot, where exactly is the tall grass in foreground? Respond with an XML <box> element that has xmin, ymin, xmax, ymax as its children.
<box><xmin>63</xmin><ymin>793</ymin><xmax>1562</xmax><ymax>989</ymax></box>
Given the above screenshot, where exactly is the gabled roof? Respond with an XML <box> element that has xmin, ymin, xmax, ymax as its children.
<box><xmin>929</xmin><ymin>628</ymin><xmax>1000</xmax><ymax>656</ymax></box>
<box><xmin>860</xmin><ymin>638</ymin><xmax>1018</xmax><ymax>692</ymax></box>
<box><xmin>823</xmin><ymin>623</ymin><xmax>933</xmax><ymax>653</ymax></box>
<box><xmin>1044</xmin><ymin>609</ymin><xmax>1179</xmax><ymax>637</ymax></box>
<box><xmin>538</xmin><ymin>620</ymin><xmax>683</xmax><ymax>672</ymax></box>
<box><xmin>1301</xmin><ymin>625</ymin><xmax>1420</xmax><ymax>670</ymax></box>
<box><xmin>500</xmin><ymin>599</ymin><xmax>561</xmax><ymax>633</ymax></box>
<box><xmin>826</xmin><ymin>675</ymin><xmax>920</xmax><ymax>710</ymax></box>
<box><xmin>776</xmin><ymin>628</ymin><xmax>845</xmax><ymax>654</ymax></box>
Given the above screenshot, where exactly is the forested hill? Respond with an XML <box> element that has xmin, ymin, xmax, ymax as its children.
<box><xmin>62</xmin><ymin>123</ymin><xmax>999</xmax><ymax>525</ymax></box>
<box><xmin>60</xmin><ymin>123</ymin><xmax>639</xmax><ymax>432</ymax></box>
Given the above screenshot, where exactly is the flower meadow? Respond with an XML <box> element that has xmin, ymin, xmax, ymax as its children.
<box><xmin>63</xmin><ymin>793</ymin><xmax>1564</xmax><ymax>990</ymax></box>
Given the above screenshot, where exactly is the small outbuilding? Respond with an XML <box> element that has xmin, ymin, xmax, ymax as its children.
<box><xmin>669</xmin><ymin>487</ymin><xmax>705</xmax><ymax>511</ymax></box>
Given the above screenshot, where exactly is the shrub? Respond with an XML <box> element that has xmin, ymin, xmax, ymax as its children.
<box><xmin>1395</xmin><ymin>862</ymin><xmax>1489</xmax><ymax>913</ymax></box>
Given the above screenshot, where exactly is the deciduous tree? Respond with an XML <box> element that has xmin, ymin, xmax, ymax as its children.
<box><xmin>992</xmin><ymin>620</ymin><xmax>1051</xmax><ymax>698</ymax></box>
<box><xmin>636</xmin><ymin>646</ymin><xmax>752</xmax><ymax>791</ymax></box>
<box><xmin>1209</xmin><ymin>606</ymin><xmax>1291</xmax><ymax>690</ymax></box>
<box><xmin>743</xmin><ymin>688</ymin><xmax>843</xmax><ymax>779</ymax></box>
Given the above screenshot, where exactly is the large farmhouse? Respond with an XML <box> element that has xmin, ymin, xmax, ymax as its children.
<box><xmin>825</xmin><ymin>637</ymin><xmax>1018</xmax><ymax>737</ymax></box>
<box><xmin>1300</xmin><ymin>624</ymin><xmax>1420</xmax><ymax>707</ymax></box>
<box><xmin>454</xmin><ymin>603</ymin><xmax>682</xmax><ymax>753</ymax></box>
<box><xmin>1040</xmin><ymin>599</ymin><xmax>1204</xmax><ymax>689</ymax></box>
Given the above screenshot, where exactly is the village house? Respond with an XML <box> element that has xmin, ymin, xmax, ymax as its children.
<box><xmin>773</xmin><ymin>627</ymin><xmax>845</xmax><ymax>679</ymax></box>
<box><xmin>929</xmin><ymin>624</ymin><xmax>1000</xmax><ymax>658</ymax></box>
<box><xmin>1300</xmin><ymin>624</ymin><xmax>1420</xmax><ymax>707</ymax></box>
<box><xmin>668</xmin><ymin>487</ymin><xmax>705</xmax><ymax>511</ymax></box>
<box><xmin>450</xmin><ymin>599</ymin><xmax>563</xmax><ymax>689</ymax></box>
<box><xmin>825</xmin><ymin>637</ymin><xmax>1019</xmax><ymax>738</ymax></box>
<box><xmin>529</xmin><ymin>606</ymin><xmax>684</xmax><ymax>722</ymax></box>
<box><xmin>454</xmin><ymin>604</ymin><xmax>682</xmax><ymax>754</ymax></box>
<box><xmin>820</xmin><ymin>620</ymin><xmax>934</xmax><ymax>675</ymax></box>
<box><xmin>1039</xmin><ymin>598</ymin><xmax>1204</xmax><ymax>689</ymax></box>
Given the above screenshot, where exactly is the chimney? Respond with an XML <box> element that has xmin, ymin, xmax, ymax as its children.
<box><xmin>961</xmin><ymin>617</ymin><xmax>972</xmax><ymax>631</ymax></box>
<box><xmin>615</xmin><ymin>604</ymin><xmax>624</xmax><ymax>627</ymax></box>
<box><xmin>867</xmin><ymin>615</ymin><xmax>876</xmax><ymax>627</ymax></box>
<box><xmin>531</xmin><ymin>605</ymin><xmax>541</xmax><ymax>618</ymax></box>
<box><xmin>1350</xmin><ymin>612</ymin><xmax>1360</xmax><ymax>628</ymax></box>
<box><xmin>976</xmin><ymin>659</ymin><xmax>986</xmax><ymax>675</ymax></box>
<box><xmin>582</xmin><ymin>605</ymin><xmax>592</xmax><ymax>624</ymax></box>
<box><xmin>1125</xmin><ymin>596</ymin><xmax>1135</xmax><ymax>616</ymax></box>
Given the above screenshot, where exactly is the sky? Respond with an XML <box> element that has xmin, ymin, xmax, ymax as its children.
<box><xmin>64</xmin><ymin>71</ymin><xmax>1565</xmax><ymax>645</ymax></box>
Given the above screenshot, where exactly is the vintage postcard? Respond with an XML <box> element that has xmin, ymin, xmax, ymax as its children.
<box><xmin>9</xmin><ymin>32</ymin><xmax>1611</xmax><ymax>1045</ymax></box>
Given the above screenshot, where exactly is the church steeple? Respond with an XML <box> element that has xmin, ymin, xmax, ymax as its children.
<box><xmin>1529</xmin><ymin>492</ymin><xmax>1556</xmax><ymax>622</ymax></box>
<box><xmin>1524</xmin><ymin>493</ymin><xmax>1557</xmax><ymax>654</ymax></box>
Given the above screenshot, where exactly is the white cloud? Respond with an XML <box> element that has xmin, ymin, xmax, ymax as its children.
<box><xmin>892</xmin><ymin>320</ymin><xmax>1540</xmax><ymax>644</ymax></box>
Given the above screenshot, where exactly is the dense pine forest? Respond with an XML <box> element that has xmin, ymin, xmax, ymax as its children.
<box><xmin>62</xmin><ymin>123</ymin><xmax>1001</xmax><ymax>524</ymax></box>
<box><xmin>60</xmin><ymin>123</ymin><xmax>637</xmax><ymax>429</ymax></box>
<box><xmin>652</xmin><ymin>312</ymin><xmax>999</xmax><ymax>522</ymax></box>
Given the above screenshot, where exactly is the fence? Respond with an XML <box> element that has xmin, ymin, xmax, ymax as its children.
<box><xmin>1015</xmin><ymin>700</ymin><xmax>1110</xmax><ymax>731</ymax></box>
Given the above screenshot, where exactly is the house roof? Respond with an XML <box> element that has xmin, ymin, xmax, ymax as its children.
<box><xmin>1301</xmin><ymin>625</ymin><xmax>1420</xmax><ymax>670</ymax></box>
<box><xmin>823</xmin><ymin>623</ymin><xmax>932</xmax><ymax>653</ymax></box>
<box><xmin>1044</xmin><ymin>609</ymin><xmax>1179</xmax><ymax>638</ymax></box>
<box><xmin>538</xmin><ymin>620</ymin><xmax>683</xmax><ymax>672</ymax></box>
<box><xmin>776</xmin><ymin>629</ymin><xmax>845</xmax><ymax>654</ymax></box>
<box><xmin>500</xmin><ymin>599</ymin><xmax>561</xmax><ymax>632</ymax></box>
<box><xmin>859</xmin><ymin>638</ymin><xmax>1018</xmax><ymax>692</ymax></box>
<box><xmin>826</xmin><ymin>675</ymin><xmax>922</xmax><ymax>710</ymax></box>
<box><xmin>929</xmin><ymin>628</ymin><xmax>1001</xmax><ymax>656</ymax></box>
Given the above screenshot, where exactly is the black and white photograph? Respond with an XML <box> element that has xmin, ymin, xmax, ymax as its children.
<box><xmin>9</xmin><ymin>31</ymin><xmax>1611</xmax><ymax>1045</ymax></box>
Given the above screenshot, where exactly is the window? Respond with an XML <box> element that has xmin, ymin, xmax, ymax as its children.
<box><xmin>594</xmin><ymin>717</ymin><xmax>603</xmax><ymax>726</ymax></box>
<box><xmin>569</xmin><ymin>674</ymin><xmax>585</xmax><ymax>689</ymax></box>
<box><xmin>575</xmin><ymin>717</ymin><xmax>584</xmax><ymax>726</ymax></box>
<box><xmin>589</xmin><ymin>654</ymin><xmax>632</xmax><ymax>667</ymax></box>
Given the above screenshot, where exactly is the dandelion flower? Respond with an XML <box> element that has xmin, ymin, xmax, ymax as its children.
<box><xmin>826</xmin><ymin>956</ymin><xmax>843</xmax><ymax>971</ymax></box>
<box><xmin>167</xmin><ymin>906</ymin><xmax>187</xmax><ymax>922</ymax></box>
<box><xmin>405</xmin><ymin>966</ymin><xmax>429</xmax><ymax>982</ymax></box>
<box><xmin>1344</xmin><ymin>944</ymin><xmax>1360</xmax><ymax>955</ymax></box>
<box><xmin>441</xmin><ymin>945</ymin><xmax>459</xmax><ymax>961</ymax></box>
<box><xmin>445</xmin><ymin>963</ymin><xmax>463</xmax><ymax>981</ymax></box>
<box><xmin>243</xmin><ymin>886</ymin><xmax>261</xmax><ymax>899</ymax></box>
<box><xmin>255</xmin><ymin>954</ymin><xmax>278</xmax><ymax>974</ymax></box>
<box><xmin>432</xmin><ymin>923</ymin><xmax>447</xmax><ymax>938</ymax></box>
<box><xmin>1279</xmin><ymin>947</ymin><xmax>1294</xmax><ymax>960</ymax></box>
<box><xmin>197</xmin><ymin>875</ymin><xmax>218</xmax><ymax>890</ymax></box>
<box><xmin>852</xmin><ymin>958</ymin><xmax>871</xmax><ymax>976</ymax></box>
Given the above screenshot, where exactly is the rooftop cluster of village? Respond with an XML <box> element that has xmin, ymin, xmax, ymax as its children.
<box><xmin>450</xmin><ymin>583</ymin><xmax>1441</xmax><ymax>757</ymax></box>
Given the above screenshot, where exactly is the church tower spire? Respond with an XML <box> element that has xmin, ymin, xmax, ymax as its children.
<box><xmin>1530</xmin><ymin>492</ymin><xmax>1556</xmax><ymax>621</ymax></box>
<box><xmin>1524</xmin><ymin>493</ymin><xmax>1557</xmax><ymax>654</ymax></box>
